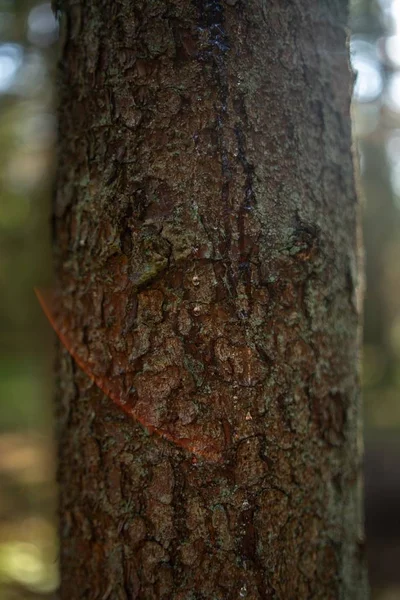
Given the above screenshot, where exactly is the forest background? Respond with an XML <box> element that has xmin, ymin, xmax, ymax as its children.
<box><xmin>0</xmin><ymin>0</ymin><xmax>399</xmax><ymax>598</ymax></box>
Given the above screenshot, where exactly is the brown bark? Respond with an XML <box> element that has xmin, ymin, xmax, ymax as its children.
<box><xmin>53</xmin><ymin>0</ymin><xmax>367</xmax><ymax>598</ymax></box>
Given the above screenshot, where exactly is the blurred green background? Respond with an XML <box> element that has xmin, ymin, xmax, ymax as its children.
<box><xmin>0</xmin><ymin>0</ymin><xmax>399</xmax><ymax>598</ymax></box>
<box><xmin>0</xmin><ymin>2</ymin><xmax>57</xmax><ymax>598</ymax></box>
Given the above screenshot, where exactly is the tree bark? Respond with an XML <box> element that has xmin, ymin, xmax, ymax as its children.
<box><xmin>53</xmin><ymin>0</ymin><xmax>367</xmax><ymax>598</ymax></box>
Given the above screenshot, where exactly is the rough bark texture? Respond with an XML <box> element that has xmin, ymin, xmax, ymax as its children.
<box><xmin>53</xmin><ymin>0</ymin><xmax>367</xmax><ymax>598</ymax></box>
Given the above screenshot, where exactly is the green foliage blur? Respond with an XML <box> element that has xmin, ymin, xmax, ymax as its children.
<box><xmin>0</xmin><ymin>2</ymin><xmax>57</xmax><ymax>598</ymax></box>
<box><xmin>352</xmin><ymin>1</ymin><xmax>400</xmax><ymax>434</ymax></box>
<box><xmin>0</xmin><ymin>0</ymin><xmax>399</xmax><ymax>598</ymax></box>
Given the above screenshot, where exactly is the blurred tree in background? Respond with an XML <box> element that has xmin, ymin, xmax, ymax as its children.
<box><xmin>351</xmin><ymin>2</ymin><xmax>400</xmax><ymax>596</ymax></box>
<box><xmin>0</xmin><ymin>0</ymin><xmax>400</xmax><ymax>598</ymax></box>
<box><xmin>352</xmin><ymin>0</ymin><xmax>400</xmax><ymax>431</ymax></box>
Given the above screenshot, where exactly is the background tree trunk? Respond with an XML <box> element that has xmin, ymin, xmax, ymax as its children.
<box><xmin>53</xmin><ymin>0</ymin><xmax>367</xmax><ymax>598</ymax></box>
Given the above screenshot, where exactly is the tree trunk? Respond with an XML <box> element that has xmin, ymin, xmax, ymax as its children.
<box><xmin>53</xmin><ymin>1</ymin><xmax>367</xmax><ymax>598</ymax></box>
